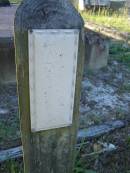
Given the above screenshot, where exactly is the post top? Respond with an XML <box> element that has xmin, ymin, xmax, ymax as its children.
<box><xmin>14</xmin><ymin>0</ymin><xmax>84</xmax><ymax>31</ymax></box>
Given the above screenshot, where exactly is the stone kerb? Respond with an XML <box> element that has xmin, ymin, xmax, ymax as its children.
<box><xmin>84</xmin><ymin>28</ymin><xmax>109</xmax><ymax>72</ymax></box>
<box><xmin>0</xmin><ymin>5</ymin><xmax>17</xmax><ymax>83</ymax></box>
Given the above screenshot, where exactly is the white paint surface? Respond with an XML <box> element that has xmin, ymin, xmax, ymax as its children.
<box><xmin>29</xmin><ymin>29</ymin><xmax>79</xmax><ymax>132</ymax></box>
<box><xmin>78</xmin><ymin>0</ymin><xmax>85</xmax><ymax>11</ymax></box>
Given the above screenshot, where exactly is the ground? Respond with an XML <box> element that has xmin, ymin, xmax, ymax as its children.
<box><xmin>80</xmin><ymin>41</ymin><xmax>130</xmax><ymax>129</ymax></box>
<box><xmin>81</xmin><ymin>8</ymin><xmax>130</xmax><ymax>33</ymax></box>
<box><xmin>74</xmin><ymin>41</ymin><xmax>130</xmax><ymax>173</ymax></box>
<box><xmin>1</xmin><ymin>40</ymin><xmax>130</xmax><ymax>172</ymax></box>
<box><xmin>0</xmin><ymin>84</ymin><xmax>20</xmax><ymax>150</ymax></box>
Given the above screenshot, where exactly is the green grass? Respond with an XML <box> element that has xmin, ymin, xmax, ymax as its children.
<box><xmin>1</xmin><ymin>160</ymin><xmax>96</xmax><ymax>173</ymax></box>
<box><xmin>0</xmin><ymin>112</ymin><xmax>20</xmax><ymax>149</ymax></box>
<box><xmin>81</xmin><ymin>8</ymin><xmax>130</xmax><ymax>33</ymax></box>
<box><xmin>110</xmin><ymin>42</ymin><xmax>130</xmax><ymax>68</ymax></box>
<box><xmin>9</xmin><ymin>0</ymin><xmax>21</xmax><ymax>4</ymax></box>
<box><xmin>0</xmin><ymin>160</ymin><xmax>23</xmax><ymax>173</ymax></box>
<box><xmin>118</xmin><ymin>83</ymin><xmax>130</xmax><ymax>93</ymax></box>
<box><xmin>74</xmin><ymin>139</ymin><xmax>96</xmax><ymax>173</ymax></box>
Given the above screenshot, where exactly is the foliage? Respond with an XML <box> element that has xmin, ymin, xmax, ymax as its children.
<box><xmin>110</xmin><ymin>42</ymin><xmax>130</xmax><ymax>68</ymax></box>
<box><xmin>8</xmin><ymin>0</ymin><xmax>21</xmax><ymax>4</ymax></box>
<box><xmin>0</xmin><ymin>0</ymin><xmax>10</xmax><ymax>6</ymax></box>
<box><xmin>74</xmin><ymin>139</ymin><xmax>96</xmax><ymax>173</ymax></box>
<box><xmin>74</xmin><ymin>143</ymin><xmax>87</xmax><ymax>173</ymax></box>
<box><xmin>81</xmin><ymin>8</ymin><xmax>130</xmax><ymax>33</ymax></box>
<box><xmin>0</xmin><ymin>159</ymin><xmax>23</xmax><ymax>173</ymax></box>
<box><xmin>0</xmin><ymin>111</ymin><xmax>20</xmax><ymax>148</ymax></box>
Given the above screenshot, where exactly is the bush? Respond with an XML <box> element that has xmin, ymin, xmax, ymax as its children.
<box><xmin>0</xmin><ymin>0</ymin><xmax>10</xmax><ymax>6</ymax></box>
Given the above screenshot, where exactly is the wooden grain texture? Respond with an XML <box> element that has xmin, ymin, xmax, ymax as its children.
<box><xmin>14</xmin><ymin>1</ymin><xmax>84</xmax><ymax>172</ymax></box>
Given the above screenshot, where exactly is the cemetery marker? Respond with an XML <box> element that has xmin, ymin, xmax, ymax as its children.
<box><xmin>14</xmin><ymin>0</ymin><xmax>84</xmax><ymax>173</ymax></box>
<box><xmin>29</xmin><ymin>29</ymin><xmax>79</xmax><ymax>132</ymax></box>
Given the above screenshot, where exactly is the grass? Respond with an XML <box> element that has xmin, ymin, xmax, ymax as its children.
<box><xmin>0</xmin><ymin>159</ymin><xmax>23</xmax><ymax>173</ymax></box>
<box><xmin>0</xmin><ymin>111</ymin><xmax>20</xmax><ymax>149</ymax></box>
<box><xmin>118</xmin><ymin>83</ymin><xmax>130</xmax><ymax>93</ymax></box>
<box><xmin>9</xmin><ymin>1</ymin><xmax>130</xmax><ymax>33</ymax></box>
<box><xmin>9</xmin><ymin>0</ymin><xmax>21</xmax><ymax>4</ymax></box>
<box><xmin>110</xmin><ymin>42</ymin><xmax>130</xmax><ymax>68</ymax></box>
<box><xmin>81</xmin><ymin>8</ymin><xmax>130</xmax><ymax>33</ymax></box>
<box><xmin>74</xmin><ymin>139</ymin><xmax>96</xmax><ymax>173</ymax></box>
<box><xmin>1</xmin><ymin>157</ymin><xmax>96</xmax><ymax>173</ymax></box>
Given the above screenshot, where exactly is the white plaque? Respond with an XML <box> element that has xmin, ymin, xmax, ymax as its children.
<box><xmin>29</xmin><ymin>29</ymin><xmax>79</xmax><ymax>132</ymax></box>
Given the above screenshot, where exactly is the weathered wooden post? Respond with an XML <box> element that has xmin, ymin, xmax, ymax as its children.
<box><xmin>14</xmin><ymin>1</ymin><xmax>84</xmax><ymax>173</ymax></box>
<box><xmin>70</xmin><ymin>0</ymin><xmax>79</xmax><ymax>9</ymax></box>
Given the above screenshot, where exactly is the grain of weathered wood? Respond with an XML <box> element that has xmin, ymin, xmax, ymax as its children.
<box><xmin>14</xmin><ymin>1</ymin><xmax>84</xmax><ymax>173</ymax></box>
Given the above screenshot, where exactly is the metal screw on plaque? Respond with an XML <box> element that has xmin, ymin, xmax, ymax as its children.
<box><xmin>14</xmin><ymin>0</ymin><xmax>84</xmax><ymax>173</ymax></box>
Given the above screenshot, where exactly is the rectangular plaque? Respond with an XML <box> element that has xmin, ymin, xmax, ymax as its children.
<box><xmin>29</xmin><ymin>29</ymin><xmax>79</xmax><ymax>132</ymax></box>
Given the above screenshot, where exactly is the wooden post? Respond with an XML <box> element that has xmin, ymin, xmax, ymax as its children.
<box><xmin>14</xmin><ymin>1</ymin><xmax>84</xmax><ymax>173</ymax></box>
<box><xmin>70</xmin><ymin>0</ymin><xmax>79</xmax><ymax>9</ymax></box>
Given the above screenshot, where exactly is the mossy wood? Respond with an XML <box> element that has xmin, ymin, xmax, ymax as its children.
<box><xmin>14</xmin><ymin>1</ymin><xmax>84</xmax><ymax>173</ymax></box>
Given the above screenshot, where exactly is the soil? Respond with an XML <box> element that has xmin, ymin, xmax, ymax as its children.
<box><xmin>75</xmin><ymin>41</ymin><xmax>130</xmax><ymax>173</ymax></box>
<box><xmin>80</xmin><ymin>41</ymin><xmax>130</xmax><ymax>129</ymax></box>
<box><xmin>0</xmin><ymin>83</ymin><xmax>20</xmax><ymax>150</ymax></box>
<box><xmin>0</xmin><ymin>41</ymin><xmax>130</xmax><ymax>173</ymax></box>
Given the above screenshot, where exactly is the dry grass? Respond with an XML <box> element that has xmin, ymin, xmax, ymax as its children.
<box><xmin>81</xmin><ymin>8</ymin><xmax>130</xmax><ymax>33</ymax></box>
